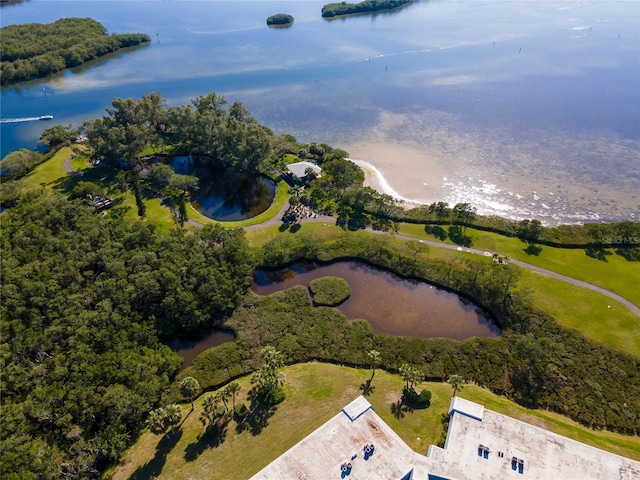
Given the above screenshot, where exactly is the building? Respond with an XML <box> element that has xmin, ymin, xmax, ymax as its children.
<box><xmin>286</xmin><ymin>161</ymin><xmax>322</xmax><ymax>183</ymax></box>
<box><xmin>250</xmin><ymin>396</ymin><xmax>640</xmax><ymax>480</ymax></box>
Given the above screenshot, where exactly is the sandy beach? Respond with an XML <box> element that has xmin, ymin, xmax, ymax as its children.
<box><xmin>339</xmin><ymin>110</ymin><xmax>639</xmax><ymax>225</ymax></box>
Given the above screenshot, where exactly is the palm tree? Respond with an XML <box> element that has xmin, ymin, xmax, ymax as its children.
<box><xmin>225</xmin><ymin>382</ymin><xmax>241</xmax><ymax>413</ymax></box>
<box><xmin>367</xmin><ymin>349</ymin><xmax>381</xmax><ymax>378</ymax></box>
<box><xmin>163</xmin><ymin>404</ymin><xmax>182</xmax><ymax>437</ymax></box>
<box><xmin>399</xmin><ymin>363</ymin><xmax>423</xmax><ymax>391</ymax></box>
<box><xmin>201</xmin><ymin>394</ymin><xmax>221</xmax><ymax>428</ymax></box>
<box><xmin>179</xmin><ymin>376</ymin><xmax>201</xmax><ymax>410</ymax></box>
<box><xmin>447</xmin><ymin>374</ymin><xmax>467</xmax><ymax>397</ymax></box>
<box><xmin>146</xmin><ymin>407</ymin><xmax>167</xmax><ymax>435</ymax></box>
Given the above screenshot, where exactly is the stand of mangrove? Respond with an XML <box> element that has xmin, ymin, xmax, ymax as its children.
<box><xmin>322</xmin><ymin>0</ymin><xmax>414</xmax><ymax>18</ymax></box>
<box><xmin>0</xmin><ymin>18</ymin><xmax>150</xmax><ymax>85</ymax></box>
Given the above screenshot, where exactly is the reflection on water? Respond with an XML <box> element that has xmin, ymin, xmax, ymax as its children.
<box><xmin>252</xmin><ymin>261</ymin><xmax>499</xmax><ymax>340</ymax></box>
<box><xmin>169</xmin><ymin>156</ymin><xmax>276</xmax><ymax>221</ymax></box>
<box><xmin>1</xmin><ymin>1</ymin><xmax>637</xmax><ymax>223</ymax></box>
<box><xmin>166</xmin><ymin>330</ymin><xmax>235</xmax><ymax>370</ymax></box>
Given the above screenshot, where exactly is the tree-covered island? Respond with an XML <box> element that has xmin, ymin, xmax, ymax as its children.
<box><xmin>267</xmin><ymin>13</ymin><xmax>294</xmax><ymax>27</ymax></box>
<box><xmin>322</xmin><ymin>0</ymin><xmax>414</xmax><ymax>18</ymax></box>
<box><xmin>0</xmin><ymin>18</ymin><xmax>150</xmax><ymax>85</ymax></box>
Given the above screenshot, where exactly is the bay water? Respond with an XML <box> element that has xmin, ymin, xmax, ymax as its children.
<box><xmin>1</xmin><ymin>0</ymin><xmax>638</xmax><ymax>223</ymax></box>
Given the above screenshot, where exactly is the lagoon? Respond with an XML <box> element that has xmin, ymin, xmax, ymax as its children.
<box><xmin>1</xmin><ymin>0</ymin><xmax>638</xmax><ymax>224</ymax></box>
<box><xmin>252</xmin><ymin>261</ymin><xmax>499</xmax><ymax>340</ymax></box>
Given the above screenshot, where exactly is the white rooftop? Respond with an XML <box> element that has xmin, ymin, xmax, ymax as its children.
<box><xmin>251</xmin><ymin>396</ymin><xmax>640</xmax><ymax>480</ymax></box>
<box><xmin>429</xmin><ymin>405</ymin><xmax>640</xmax><ymax>480</ymax></box>
<box><xmin>287</xmin><ymin>161</ymin><xmax>321</xmax><ymax>179</ymax></box>
<box><xmin>449</xmin><ymin>396</ymin><xmax>485</xmax><ymax>421</ymax></box>
<box><xmin>250</xmin><ymin>397</ymin><xmax>428</xmax><ymax>480</ymax></box>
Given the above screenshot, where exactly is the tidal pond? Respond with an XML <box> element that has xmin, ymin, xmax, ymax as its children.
<box><xmin>169</xmin><ymin>156</ymin><xmax>276</xmax><ymax>221</ymax></box>
<box><xmin>252</xmin><ymin>261</ymin><xmax>499</xmax><ymax>340</ymax></box>
<box><xmin>167</xmin><ymin>330</ymin><xmax>236</xmax><ymax>370</ymax></box>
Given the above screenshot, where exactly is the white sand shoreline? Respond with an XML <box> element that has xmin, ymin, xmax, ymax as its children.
<box><xmin>348</xmin><ymin>158</ymin><xmax>432</xmax><ymax>207</ymax></box>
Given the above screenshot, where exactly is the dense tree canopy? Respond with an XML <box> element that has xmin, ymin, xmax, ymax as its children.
<box><xmin>82</xmin><ymin>92</ymin><xmax>273</xmax><ymax>176</ymax></box>
<box><xmin>322</xmin><ymin>0</ymin><xmax>413</xmax><ymax>18</ymax></box>
<box><xmin>267</xmin><ymin>14</ymin><xmax>294</xmax><ymax>26</ymax></box>
<box><xmin>1</xmin><ymin>18</ymin><xmax>150</xmax><ymax>85</ymax></box>
<box><xmin>0</xmin><ymin>190</ymin><xmax>255</xmax><ymax>478</ymax></box>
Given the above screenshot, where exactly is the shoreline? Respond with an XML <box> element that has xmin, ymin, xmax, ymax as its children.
<box><xmin>345</xmin><ymin>153</ymin><xmax>635</xmax><ymax>226</ymax></box>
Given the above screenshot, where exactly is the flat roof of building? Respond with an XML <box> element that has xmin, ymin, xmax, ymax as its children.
<box><xmin>250</xmin><ymin>396</ymin><xmax>640</xmax><ymax>480</ymax></box>
<box><xmin>429</xmin><ymin>402</ymin><xmax>640</xmax><ymax>480</ymax></box>
<box><xmin>250</xmin><ymin>397</ymin><xmax>429</xmax><ymax>480</ymax></box>
<box><xmin>449</xmin><ymin>396</ymin><xmax>484</xmax><ymax>421</ymax></box>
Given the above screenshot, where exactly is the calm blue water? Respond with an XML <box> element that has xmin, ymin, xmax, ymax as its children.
<box><xmin>1</xmin><ymin>1</ymin><xmax>639</xmax><ymax>223</ymax></box>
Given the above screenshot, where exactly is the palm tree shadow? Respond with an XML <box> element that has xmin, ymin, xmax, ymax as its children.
<box><xmin>129</xmin><ymin>429</ymin><xmax>183</xmax><ymax>480</ymax></box>
<box><xmin>390</xmin><ymin>399</ymin><xmax>414</xmax><ymax>420</ymax></box>
<box><xmin>235</xmin><ymin>386</ymin><xmax>278</xmax><ymax>436</ymax></box>
<box><xmin>360</xmin><ymin>378</ymin><xmax>375</xmax><ymax>396</ymax></box>
<box><xmin>184</xmin><ymin>417</ymin><xmax>230</xmax><ymax>462</ymax></box>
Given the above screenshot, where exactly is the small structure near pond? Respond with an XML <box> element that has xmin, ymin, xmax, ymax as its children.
<box><xmin>286</xmin><ymin>161</ymin><xmax>322</xmax><ymax>184</ymax></box>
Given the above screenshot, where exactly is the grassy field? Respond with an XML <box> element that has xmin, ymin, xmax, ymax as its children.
<box><xmin>519</xmin><ymin>269</ymin><xmax>640</xmax><ymax>357</ymax></box>
<box><xmin>398</xmin><ymin>223</ymin><xmax>640</xmax><ymax>306</ymax></box>
<box><xmin>109</xmin><ymin>362</ymin><xmax>640</xmax><ymax>479</ymax></box>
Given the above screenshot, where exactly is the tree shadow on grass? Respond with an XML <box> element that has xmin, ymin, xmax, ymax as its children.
<box><xmin>523</xmin><ymin>243</ymin><xmax>543</xmax><ymax>256</ymax></box>
<box><xmin>390</xmin><ymin>399</ymin><xmax>414</xmax><ymax>420</ymax></box>
<box><xmin>448</xmin><ymin>225</ymin><xmax>473</xmax><ymax>247</ymax></box>
<box><xmin>129</xmin><ymin>429</ymin><xmax>183</xmax><ymax>480</ymax></box>
<box><xmin>360</xmin><ymin>378</ymin><xmax>375</xmax><ymax>397</ymax></box>
<box><xmin>585</xmin><ymin>246</ymin><xmax>613</xmax><ymax>262</ymax></box>
<box><xmin>235</xmin><ymin>387</ymin><xmax>278</xmax><ymax>436</ymax></box>
<box><xmin>184</xmin><ymin>416</ymin><xmax>230</xmax><ymax>462</ymax></box>
<box><xmin>425</xmin><ymin>224</ymin><xmax>447</xmax><ymax>241</ymax></box>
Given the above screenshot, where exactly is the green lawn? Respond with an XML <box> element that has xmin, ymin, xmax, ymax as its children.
<box><xmin>22</xmin><ymin>146</ymin><xmax>74</xmax><ymax>186</ymax></box>
<box><xmin>519</xmin><ymin>269</ymin><xmax>640</xmax><ymax>357</ymax></box>
<box><xmin>398</xmin><ymin>223</ymin><xmax>640</xmax><ymax>306</ymax></box>
<box><xmin>109</xmin><ymin>362</ymin><xmax>640</xmax><ymax>480</ymax></box>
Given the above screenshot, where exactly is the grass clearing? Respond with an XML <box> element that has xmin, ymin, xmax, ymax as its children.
<box><xmin>110</xmin><ymin>363</ymin><xmax>640</xmax><ymax>480</ymax></box>
<box><xmin>22</xmin><ymin>146</ymin><xmax>73</xmax><ymax>187</ymax></box>
<box><xmin>398</xmin><ymin>223</ymin><xmax>640</xmax><ymax>306</ymax></box>
<box><xmin>519</xmin><ymin>269</ymin><xmax>640</xmax><ymax>356</ymax></box>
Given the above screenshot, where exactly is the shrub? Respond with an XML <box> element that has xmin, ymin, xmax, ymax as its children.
<box><xmin>309</xmin><ymin>276</ymin><xmax>351</xmax><ymax>306</ymax></box>
<box><xmin>235</xmin><ymin>402</ymin><xmax>248</xmax><ymax>418</ymax></box>
<box><xmin>403</xmin><ymin>386</ymin><xmax>431</xmax><ymax>406</ymax></box>
<box><xmin>259</xmin><ymin>385</ymin><xmax>286</xmax><ymax>405</ymax></box>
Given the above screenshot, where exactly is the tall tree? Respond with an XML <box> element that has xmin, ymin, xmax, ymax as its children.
<box><xmin>367</xmin><ymin>349</ymin><xmax>381</xmax><ymax>377</ymax></box>
<box><xmin>225</xmin><ymin>382</ymin><xmax>241</xmax><ymax>413</ymax></box>
<box><xmin>447</xmin><ymin>374</ymin><xmax>467</xmax><ymax>397</ymax></box>
<box><xmin>399</xmin><ymin>363</ymin><xmax>423</xmax><ymax>390</ymax></box>
<box><xmin>251</xmin><ymin>346</ymin><xmax>285</xmax><ymax>395</ymax></box>
<box><xmin>179</xmin><ymin>377</ymin><xmax>201</xmax><ymax>410</ymax></box>
<box><xmin>201</xmin><ymin>394</ymin><xmax>222</xmax><ymax>428</ymax></box>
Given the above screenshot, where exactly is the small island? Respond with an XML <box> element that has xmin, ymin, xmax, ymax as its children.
<box><xmin>322</xmin><ymin>0</ymin><xmax>413</xmax><ymax>18</ymax></box>
<box><xmin>0</xmin><ymin>18</ymin><xmax>150</xmax><ymax>85</ymax></box>
<box><xmin>267</xmin><ymin>13</ymin><xmax>294</xmax><ymax>27</ymax></box>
